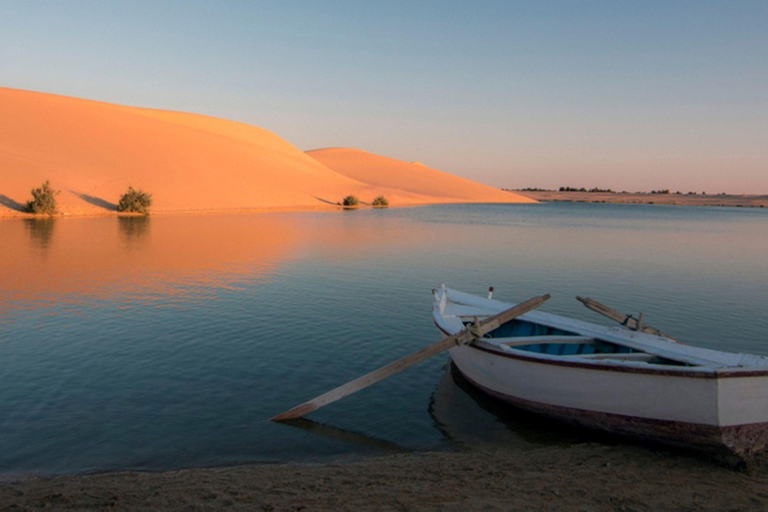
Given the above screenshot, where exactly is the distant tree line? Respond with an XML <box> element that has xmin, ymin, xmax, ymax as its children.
<box><xmin>558</xmin><ymin>186</ymin><xmax>615</xmax><ymax>193</ymax></box>
<box><xmin>508</xmin><ymin>187</ymin><xmax>727</xmax><ymax>196</ymax></box>
<box><xmin>504</xmin><ymin>187</ymin><xmax>617</xmax><ymax>192</ymax></box>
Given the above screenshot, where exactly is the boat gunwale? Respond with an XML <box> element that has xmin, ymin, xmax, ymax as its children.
<box><xmin>435</xmin><ymin>322</ymin><xmax>768</xmax><ymax>379</ymax></box>
<box><xmin>437</xmin><ymin>286</ymin><xmax>768</xmax><ymax>369</ymax></box>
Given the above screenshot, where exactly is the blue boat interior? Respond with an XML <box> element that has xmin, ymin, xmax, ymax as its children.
<box><xmin>517</xmin><ymin>341</ymin><xmax>634</xmax><ymax>356</ymax></box>
<box><xmin>461</xmin><ymin>318</ymin><xmax>692</xmax><ymax>365</ymax></box>
<box><xmin>484</xmin><ymin>319</ymin><xmax>577</xmax><ymax>338</ymax></box>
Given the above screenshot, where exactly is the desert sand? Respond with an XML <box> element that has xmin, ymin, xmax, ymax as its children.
<box><xmin>0</xmin><ymin>87</ymin><xmax>532</xmax><ymax>218</ymax></box>
<box><xmin>2</xmin><ymin>443</ymin><xmax>768</xmax><ymax>511</ymax></box>
<box><xmin>307</xmin><ymin>148</ymin><xmax>532</xmax><ymax>205</ymax></box>
<box><xmin>517</xmin><ymin>190</ymin><xmax>768</xmax><ymax>208</ymax></box>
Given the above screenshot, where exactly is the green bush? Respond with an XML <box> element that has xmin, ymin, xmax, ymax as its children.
<box><xmin>372</xmin><ymin>196</ymin><xmax>389</xmax><ymax>207</ymax></box>
<box><xmin>117</xmin><ymin>186</ymin><xmax>153</xmax><ymax>214</ymax></box>
<box><xmin>24</xmin><ymin>180</ymin><xmax>59</xmax><ymax>215</ymax></box>
<box><xmin>342</xmin><ymin>195</ymin><xmax>359</xmax><ymax>207</ymax></box>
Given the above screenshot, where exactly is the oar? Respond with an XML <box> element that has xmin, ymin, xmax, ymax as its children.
<box><xmin>576</xmin><ymin>296</ymin><xmax>678</xmax><ymax>342</ymax></box>
<box><xmin>271</xmin><ymin>293</ymin><xmax>551</xmax><ymax>421</ymax></box>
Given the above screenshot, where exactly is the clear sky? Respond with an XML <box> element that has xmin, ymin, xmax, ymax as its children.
<box><xmin>2</xmin><ymin>1</ymin><xmax>766</xmax><ymax>193</ymax></box>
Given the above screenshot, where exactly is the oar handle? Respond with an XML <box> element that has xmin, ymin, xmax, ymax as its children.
<box><xmin>577</xmin><ymin>296</ymin><xmax>676</xmax><ymax>341</ymax></box>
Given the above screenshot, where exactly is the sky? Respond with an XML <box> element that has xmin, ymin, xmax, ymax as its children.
<box><xmin>2</xmin><ymin>1</ymin><xmax>766</xmax><ymax>193</ymax></box>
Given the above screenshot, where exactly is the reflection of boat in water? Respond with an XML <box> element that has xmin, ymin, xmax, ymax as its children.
<box><xmin>429</xmin><ymin>363</ymin><xmax>592</xmax><ymax>450</ymax></box>
<box><xmin>433</xmin><ymin>286</ymin><xmax>768</xmax><ymax>459</ymax></box>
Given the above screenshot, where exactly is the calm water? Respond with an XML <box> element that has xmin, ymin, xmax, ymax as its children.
<box><xmin>1</xmin><ymin>203</ymin><xmax>767</xmax><ymax>476</ymax></box>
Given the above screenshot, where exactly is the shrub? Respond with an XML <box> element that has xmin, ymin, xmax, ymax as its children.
<box><xmin>342</xmin><ymin>195</ymin><xmax>359</xmax><ymax>207</ymax></box>
<box><xmin>372</xmin><ymin>196</ymin><xmax>389</xmax><ymax>207</ymax></box>
<box><xmin>117</xmin><ymin>186</ymin><xmax>153</xmax><ymax>214</ymax></box>
<box><xmin>24</xmin><ymin>180</ymin><xmax>59</xmax><ymax>215</ymax></box>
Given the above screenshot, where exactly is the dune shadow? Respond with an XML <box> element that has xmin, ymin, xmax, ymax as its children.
<box><xmin>0</xmin><ymin>194</ymin><xmax>25</xmax><ymax>212</ymax></box>
<box><xmin>314</xmin><ymin>196</ymin><xmax>341</xmax><ymax>206</ymax></box>
<box><xmin>70</xmin><ymin>190</ymin><xmax>118</xmax><ymax>211</ymax></box>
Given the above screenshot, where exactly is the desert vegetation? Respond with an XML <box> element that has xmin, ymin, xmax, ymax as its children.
<box><xmin>372</xmin><ymin>196</ymin><xmax>389</xmax><ymax>207</ymax></box>
<box><xmin>558</xmin><ymin>186</ymin><xmax>615</xmax><ymax>193</ymax></box>
<box><xmin>24</xmin><ymin>180</ymin><xmax>59</xmax><ymax>215</ymax></box>
<box><xmin>117</xmin><ymin>186</ymin><xmax>153</xmax><ymax>214</ymax></box>
<box><xmin>342</xmin><ymin>195</ymin><xmax>359</xmax><ymax>207</ymax></box>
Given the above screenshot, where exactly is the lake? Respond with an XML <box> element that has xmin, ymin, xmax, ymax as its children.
<box><xmin>1</xmin><ymin>202</ymin><xmax>767</xmax><ymax>477</ymax></box>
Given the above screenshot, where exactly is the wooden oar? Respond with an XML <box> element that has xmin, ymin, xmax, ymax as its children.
<box><xmin>576</xmin><ymin>296</ymin><xmax>677</xmax><ymax>341</ymax></box>
<box><xmin>271</xmin><ymin>293</ymin><xmax>551</xmax><ymax>421</ymax></box>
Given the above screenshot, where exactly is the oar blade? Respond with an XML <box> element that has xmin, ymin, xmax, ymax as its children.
<box><xmin>271</xmin><ymin>403</ymin><xmax>318</xmax><ymax>422</ymax></box>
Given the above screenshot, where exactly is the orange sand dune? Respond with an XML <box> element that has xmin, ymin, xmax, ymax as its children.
<box><xmin>307</xmin><ymin>148</ymin><xmax>535</xmax><ymax>204</ymax></box>
<box><xmin>0</xmin><ymin>88</ymin><xmax>532</xmax><ymax>217</ymax></box>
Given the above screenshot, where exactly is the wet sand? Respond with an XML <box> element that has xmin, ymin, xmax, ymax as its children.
<box><xmin>3</xmin><ymin>443</ymin><xmax>768</xmax><ymax>511</ymax></box>
<box><xmin>516</xmin><ymin>190</ymin><xmax>768</xmax><ymax>208</ymax></box>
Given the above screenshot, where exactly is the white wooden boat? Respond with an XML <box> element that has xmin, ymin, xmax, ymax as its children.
<box><xmin>432</xmin><ymin>285</ymin><xmax>768</xmax><ymax>459</ymax></box>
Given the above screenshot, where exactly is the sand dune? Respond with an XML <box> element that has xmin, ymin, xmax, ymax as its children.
<box><xmin>0</xmin><ymin>88</ymin><xmax>532</xmax><ymax>217</ymax></box>
<box><xmin>307</xmin><ymin>148</ymin><xmax>534</xmax><ymax>204</ymax></box>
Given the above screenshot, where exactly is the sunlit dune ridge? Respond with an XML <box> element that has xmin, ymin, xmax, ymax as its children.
<box><xmin>307</xmin><ymin>148</ymin><xmax>534</xmax><ymax>204</ymax></box>
<box><xmin>0</xmin><ymin>87</ymin><xmax>532</xmax><ymax>217</ymax></box>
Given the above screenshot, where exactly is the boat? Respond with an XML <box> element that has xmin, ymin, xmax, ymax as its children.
<box><xmin>432</xmin><ymin>285</ymin><xmax>768</xmax><ymax>459</ymax></box>
<box><xmin>429</xmin><ymin>362</ymin><xmax>575</xmax><ymax>450</ymax></box>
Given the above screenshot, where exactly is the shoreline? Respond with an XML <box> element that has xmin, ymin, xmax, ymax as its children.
<box><xmin>0</xmin><ymin>203</ymin><xmax>415</xmax><ymax>221</ymax></box>
<box><xmin>2</xmin><ymin>443</ymin><xmax>768</xmax><ymax>510</ymax></box>
<box><xmin>0</xmin><ymin>199</ymin><xmax>518</xmax><ymax>221</ymax></box>
<box><xmin>12</xmin><ymin>188</ymin><xmax>768</xmax><ymax>220</ymax></box>
<box><xmin>515</xmin><ymin>190</ymin><xmax>768</xmax><ymax>208</ymax></box>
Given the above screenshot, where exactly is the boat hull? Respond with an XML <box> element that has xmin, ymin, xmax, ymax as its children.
<box><xmin>449</xmin><ymin>344</ymin><xmax>768</xmax><ymax>459</ymax></box>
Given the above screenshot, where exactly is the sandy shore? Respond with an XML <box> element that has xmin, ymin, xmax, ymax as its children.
<box><xmin>3</xmin><ymin>443</ymin><xmax>768</xmax><ymax>511</ymax></box>
<box><xmin>516</xmin><ymin>190</ymin><xmax>768</xmax><ymax>208</ymax></box>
